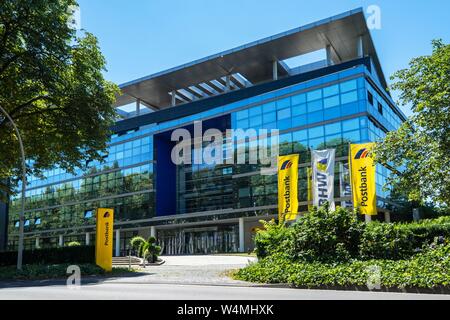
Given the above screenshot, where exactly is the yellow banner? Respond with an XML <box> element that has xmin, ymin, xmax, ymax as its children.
<box><xmin>349</xmin><ymin>143</ymin><xmax>377</xmax><ymax>216</ymax></box>
<box><xmin>278</xmin><ymin>154</ymin><xmax>299</xmax><ymax>222</ymax></box>
<box><xmin>96</xmin><ymin>208</ymin><xmax>114</xmax><ymax>271</ymax></box>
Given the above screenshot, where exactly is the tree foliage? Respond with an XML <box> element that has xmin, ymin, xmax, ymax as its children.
<box><xmin>0</xmin><ymin>0</ymin><xmax>119</xmax><ymax>193</ymax></box>
<box><xmin>375</xmin><ymin>40</ymin><xmax>450</xmax><ymax>207</ymax></box>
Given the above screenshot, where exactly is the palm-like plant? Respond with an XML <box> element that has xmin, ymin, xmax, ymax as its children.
<box><xmin>129</xmin><ymin>236</ymin><xmax>161</xmax><ymax>265</ymax></box>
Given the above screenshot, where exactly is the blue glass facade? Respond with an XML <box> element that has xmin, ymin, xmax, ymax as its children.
<box><xmin>6</xmin><ymin>59</ymin><xmax>405</xmax><ymax>253</ymax></box>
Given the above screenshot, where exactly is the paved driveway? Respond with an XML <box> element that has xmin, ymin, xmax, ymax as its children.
<box><xmin>110</xmin><ymin>254</ymin><xmax>258</xmax><ymax>286</ymax></box>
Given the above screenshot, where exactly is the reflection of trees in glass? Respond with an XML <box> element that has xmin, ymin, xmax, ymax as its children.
<box><xmin>316</xmin><ymin>138</ymin><xmax>352</xmax><ymax>157</ymax></box>
<box><xmin>8</xmin><ymin>163</ymin><xmax>155</xmax><ymax>233</ymax></box>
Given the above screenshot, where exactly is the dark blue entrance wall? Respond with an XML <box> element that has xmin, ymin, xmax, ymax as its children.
<box><xmin>154</xmin><ymin>114</ymin><xmax>230</xmax><ymax>217</ymax></box>
<box><xmin>154</xmin><ymin>132</ymin><xmax>177</xmax><ymax>216</ymax></box>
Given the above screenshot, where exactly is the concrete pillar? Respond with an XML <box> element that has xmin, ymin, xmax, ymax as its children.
<box><xmin>171</xmin><ymin>91</ymin><xmax>176</xmax><ymax>107</ymax></box>
<box><xmin>35</xmin><ymin>237</ymin><xmax>40</xmax><ymax>249</ymax></box>
<box><xmin>384</xmin><ymin>212</ymin><xmax>391</xmax><ymax>223</ymax></box>
<box><xmin>136</xmin><ymin>99</ymin><xmax>141</xmax><ymax>116</ymax></box>
<box><xmin>326</xmin><ymin>45</ymin><xmax>333</xmax><ymax>66</ymax></box>
<box><xmin>85</xmin><ymin>232</ymin><xmax>90</xmax><ymax>246</ymax></box>
<box><xmin>58</xmin><ymin>235</ymin><xmax>63</xmax><ymax>247</ymax></box>
<box><xmin>365</xmin><ymin>215</ymin><xmax>372</xmax><ymax>223</ymax></box>
<box><xmin>272</xmin><ymin>60</ymin><xmax>278</xmax><ymax>80</ymax></box>
<box><xmin>239</xmin><ymin>218</ymin><xmax>245</xmax><ymax>253</ymax></box>
<box><xmin>150</xmin><ymin>226</ymin><xmax>156</xmax><ymax>239</ymax></box>
<box><xmin>115</xmin><ymin>229</ymin><xmax>120</xmax><ymax>257</ymax></box>
<box><xmin>357</xmin><ymin>35</ymin><xmax>364</xmax><ymax>58</ymax></box>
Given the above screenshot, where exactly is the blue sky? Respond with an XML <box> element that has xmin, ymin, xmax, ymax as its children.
<box><xmin>77</xmin><ymin>0</ymin><xmax>450</xmax><ymax>116</ymax></box>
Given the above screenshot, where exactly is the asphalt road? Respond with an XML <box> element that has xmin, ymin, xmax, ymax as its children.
<box><xmin>0</xmin><ymin>282</ymin><xmax>449</xmax><ymax>300</ymax></box>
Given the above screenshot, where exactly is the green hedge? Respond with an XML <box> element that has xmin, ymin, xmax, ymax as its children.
<box><xmin>0</xmin><ymin>245</ymin><xmax>95</xmax><ymax>266</ymax></box>
<box><xmin>0</xmin><ymin>264</ymin><xmax>134</xmax><ymax>281</ymax></box>
<box><xmin>359</xmin><ymin>216</ymin><xmax>450</xmax><ymax>260</ymax></box>
<box><xmin>234</xmin><ymin>244</ymin><xmax>450</xmax><ymax>289</ymax></box>
<box><xmin>289</xmin><ymin>206</ymin><xmax>363</xmax><ymax>262</ymax></box>
<box><xmin>254</xmin><ymin>208</ymin><xmax>450</xmax><ymax>262</ymax></box>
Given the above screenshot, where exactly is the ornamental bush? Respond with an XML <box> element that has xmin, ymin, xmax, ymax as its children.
<box><xmin>253</xmin><ymin>208</ymin><xmax>450</xmax><ymax>263</ymax></box>
<box><xmin>67</xmin><ymin>241</ymin><xmax>81</xmax><ymax>247</ymax></box>
<box><xmin>234</xmin><ymin>244</ymin><xmax>450</xmax><ymax>289</ymax></box>
<box><xmin>358</xmin><ymin>222</ymin><xmax>415</xmax><ymax>260</ymax></box>
<box><xmin>359</xmin><ymin>216</ymin><xmax>450</xmax><ymax>260</ymax></box>
<box><xmin>288</xmin><ymin>206</ymin><xmax>364</xmax><ymax>262</ymax></box>
<box><xmin>254</xmin><ymin>219</ymin><xmax>294</xmax><ymax>259</ymax></box>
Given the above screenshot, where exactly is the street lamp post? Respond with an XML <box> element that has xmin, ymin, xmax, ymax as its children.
<box><xmin>0</xmin><ymin>105</ymin><xmax>26</xmax><ymax>270</ymax></box>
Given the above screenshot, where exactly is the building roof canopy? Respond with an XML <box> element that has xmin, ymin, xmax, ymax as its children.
<box><xmin>115</xmin><ymin>8</ymin><xmax>387</xmax><ymax>110</ymax></box>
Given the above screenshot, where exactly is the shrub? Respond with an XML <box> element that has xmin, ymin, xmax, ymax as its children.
<box><xmin>0</xmin><ymin>246</ymin><xmax>95</xmax><ymax>266</ymax></box>
<box><xmin>359</xmin><ymin>216</ymin><xmax>450</xmax><ymax>260</ymax></box>
<box><xmin>129</xmin><ymin>236</ymin><xmax>161</xmax><ymax>263</ymax></box>
<box><xmin>67</xmin><ymin>241</ymin><xmax>81</xmax><ymax>247</ymax></box>
<box><xmin>0</xmin><ymin>263</ymin><xmax>133</xmax><ymax>281</ymax></box>
<box><xmin>254</xmin><ymin>219</ymin><xmax>294</xmax><ymax>259</ymax></box>
<box><xmin>359</xmin><ymin>222</ymin><xmax>414</xmax><ymax>260</ymax></box>
<box><xmin>403</xmin><ymin>216</ymin><xmax>450</xmax><ymax>248</ymax></box>
<box><xmin>234</xmin><ymin>244</ymin><xmax>450</xmax><ymax>289</ymax></box>
<box><xmin>254</xmin><ymin>208</ymin><xmax>450</xmax><ymax>263</ymax></box>
<box><xmin>289</xmin><ymin>206</ymin><xmax>364</xmax><ymax>262</ymax></box>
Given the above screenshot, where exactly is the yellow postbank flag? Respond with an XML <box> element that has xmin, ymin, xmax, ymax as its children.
<box><xmin>96</xmin><ymin>208</ymin><xmax>114</xmax><ymax>271</ymax></box>
<box><xmin>349</xmin><ymin>143</ymin><xmax>377</xmax><ymax>216</ymax></box>
<box><xmin>278</xmin><ymin>154</ymin><xmax>299</xmax><ymax>221</ymax></box>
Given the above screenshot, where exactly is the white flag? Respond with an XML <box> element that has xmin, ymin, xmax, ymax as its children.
<box><xmin>311</xmin><ymin>149</ymin><xmax>335</xmax><ymax>210</ymax></box>
<box><xmin>339</xmin><ymin>162</ymin><xmax>352</xmax><ymax>208</ymax></box>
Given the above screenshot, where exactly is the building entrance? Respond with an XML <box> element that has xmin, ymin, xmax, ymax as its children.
<box><xmin>157</xmin><ymin>224</ymin><xmax>239</xmax><ymax>255</ymax></box>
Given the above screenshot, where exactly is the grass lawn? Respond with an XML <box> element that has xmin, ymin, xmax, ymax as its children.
<box><xmin>0</xmin><ymin>263</ymin><xmax>136</xmax><ymax>281</ymax></box>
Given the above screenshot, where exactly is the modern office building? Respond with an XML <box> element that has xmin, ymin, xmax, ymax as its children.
<box><xmin>2</xmin><ymin>9</ymin><xmax>406</xmax><ymax>255</ymax></box>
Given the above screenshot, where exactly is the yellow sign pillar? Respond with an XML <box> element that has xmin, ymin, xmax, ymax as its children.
<box><xmin>277</xmin><ymin>154</ymin><xmax>299</xmax><ymax>222</ymax></box>
<box><xmin>95</xmin><ymin>208</ymin><xmax>114</xmax><ymax>271</ymax></box>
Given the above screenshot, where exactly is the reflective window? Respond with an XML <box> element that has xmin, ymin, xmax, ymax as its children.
<box><xmin>277</xmin><ymin>108</ymin><xmax>291</xmax><ymax>120</ymax></box>
<box><xmin>292</xmin><ymin>116</ymin><xmax>307</xmax><ymax>127</ymax></box>
<box><xmin>340</xmin><ymin>79</ymin><xmax>357</xmax><ymax>92</ymax></box>
<box><xmin>342</xmin><ymin>118</ymin><xmax>360</xmax><ymax>131</ymax></box>
<box><xmin>249</xmin><ymin>106</ymin><xmax>262</xmax><ymax>117</ymax></box>
<box><xmin>323</xmin><ymin>84</ymin><xmax>339</xmax><ymax>97</ymax></box>
<box><xmin>292</xmin><ymin>103</ymin><xmax>306</xmax><ymax>116</ymax></box>
<box><xmin>323</xmin><ymin>95</ymin><xmax>340</xmax><ymax>109</ymax></box>
<box><xmin>291</xmin><ymin>93</ymin><xmax>306</xmax><ymax>105</ymax></box>
<box><xmin>325</xmin><ymin>122</ymin><xmax>341</xmax><ymax>135</ymax></box>
<box><xmin>263</xmin><ymin>111</ymin><xmax>276</xmax><ymax>124</ymax></box>
<box><xmin>293</xmin><ymin>130</ymin><xmax>308</xmax><ymax>141</ymax></box>
<box><xmin>307</xmin><ymin>111</ymin><xmax>324</xmax><ymax>124</ymax></box>
<box><xmin>307</xmin><ymin>89</ymin><xmax>322</xmax><ymax>102</ymax></box>
<box><xmin>307</xmin><ymin>99</ymin><xmax>323</xmax><ymax>112</ymax></box>
<box><xmin>276</xmin><ymin>97</ymin><xmax>291</xmax><ymax>110</ymax></box>
<box><xmin>343</xmin><ymin>130</ymin><xmax>361</xmax><ymax>142</ymax></box>
<box><xmin>308</xmin><ymin>126</ymin><xmax>324</xmax><ymax>139</ymax></box>
<box><xmin>341</xmin><ymin>91</ymin><xmax>358</xmax><ymax>104</ymax></box>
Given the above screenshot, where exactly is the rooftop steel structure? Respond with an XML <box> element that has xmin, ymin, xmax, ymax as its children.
<box><xmin>115</xmin><ymin>8</ymin><xmax>388</xmax><ymax>114</ymax></box>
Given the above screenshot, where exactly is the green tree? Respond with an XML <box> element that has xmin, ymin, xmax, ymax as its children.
<box><xmin>0</xmin><ymin>0</ymin><xmax>119</xmax><ymax>193</ymax></box>
<box><xmin>375</xmin><ymin>40</ymin><xmax>450</xmax><ymax>208</ymax></box>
